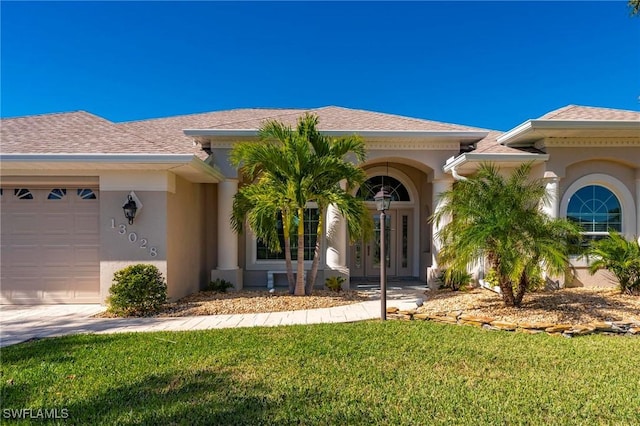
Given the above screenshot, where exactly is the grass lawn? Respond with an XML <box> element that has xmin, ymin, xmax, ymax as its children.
<box><xmin>1</xmin><ymin>322</ymin><xmax>639</xmax><ymax>425</ymax></box>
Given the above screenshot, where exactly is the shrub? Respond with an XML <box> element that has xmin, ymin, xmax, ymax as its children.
<box><xmin>439</xmin><ymin>268</ymin><xmax>472</xmax><ymax>291</ymax></box>
<box><xmin>325</xmin><ymin>276</ymin><xmax>345</xmax><ymax>292</ymax></box>
<box><xmin>107</xmin><ymin>264</ymin><xmax>167</xmax><ymax>316</ymax></box>
<box><xmin>584</xmin><ymin>232</ymin><xmax>640</xmax><ymax>295</ymax></box>
<box><xmin>207</xmin><ymin>278</ymin><xmax>233</xmax><ymax>293</ymax></box>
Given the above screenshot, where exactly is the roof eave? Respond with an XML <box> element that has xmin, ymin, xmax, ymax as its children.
<box><xmin>0</xmin><ymin>154</ymin><xmax>223</xmax><ymax>183</ymax></box>
<box><xmin>184</xmin><ymin>128</ymin><xmax>489</xmax><ymax>140</ymax></box>
<box><xmin>443</xmin><ymin>152</ymin><xmax>550</xmax><ymax>175</ymax></box>
<box><xmin>498</xmin><ymin>120</ymin><xmax>640</xmax><ymax>146</ymax></box>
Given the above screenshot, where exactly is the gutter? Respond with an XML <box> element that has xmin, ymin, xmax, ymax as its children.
<box><xmin>498</xmin><ymin>119</ymin><xmax>640</xmax><ymax>146</ymax></box>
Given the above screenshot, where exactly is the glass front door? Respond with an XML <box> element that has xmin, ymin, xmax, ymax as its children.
<box><xmin>366</xmin><ymin>212</ymin><xmax>394</xmax><ymax>276</ymax></box>
<box><xmin>350</xmin><ymin>209</ymin><xmax>413</xmax><ymax>278</ymax></box>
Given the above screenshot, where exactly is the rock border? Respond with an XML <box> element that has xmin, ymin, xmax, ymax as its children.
<box><xmin>386</xmin><ymin>307</ymin><xmax>640</xmax><ymax>337</ymax></box>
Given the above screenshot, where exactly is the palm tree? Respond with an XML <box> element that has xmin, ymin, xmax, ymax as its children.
<box><xmin>432</xmin><ymin>162</ymin><xmax>581</xmax><ymax>307</ymax></box>
<box><xmin>231</xmin><ymin>113</ymin><xmax>371</xmax><ymax>296</ymax></box>
<box><xmin>584</xmin><ymin>231</ymin><xmax>640</xmax><ymax>294</ymax></box>
<box><xmin>295</xmin><ymin>114</ymin><xmax>372</xmax><ymax>294</ymax></box>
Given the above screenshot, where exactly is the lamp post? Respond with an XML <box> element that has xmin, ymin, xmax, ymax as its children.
<box><xmin>374</xmin><ymin>188</ymin><xmax>392</xmax><ymax>321</ymax></box>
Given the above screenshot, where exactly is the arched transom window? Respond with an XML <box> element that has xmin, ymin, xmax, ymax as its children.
<box><xmin>356</xmin><ymin>176</ymin><xmax>410</xmax><ymax>202</ymax></box>
<box><xmin>567</xmin><ymin>185</ymin><xmax>622</xmax><ymax>240</ymax></box>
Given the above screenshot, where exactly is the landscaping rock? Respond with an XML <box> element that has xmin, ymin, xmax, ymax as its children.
<box><xmin>566</xmin><ymin>325</ymin><xmax>595</xmax><ymax>336</ymax></box>
<box><xmin>413</xmin><ymin>313</ymin><xmax>430</xmax><ymax>320</ymax></box>
<box><xmin>459</xmin><ymin>314</ymin><xmax>494</xmax><ymax>324</ymax></box>
<box><xmin>446</xmin><ymin>311</ymin><xmax>463</xmax><ymax>320</ymax></box>
<box><xmin>628</xmin><ymin>327</ymin><xmax>640</xmax><ymax>335</ymax></box>
<box><xmin>387</xmin><ymin>307</ymin><xmax>399</xmax><ymax>314</ymax></box>
<box><xmin>490</xmin><ymin>320</ymin><xmax>517</xmax><ymax>331</ymax></box>
<box><xmin>590</xmin><ymin>321</ymin><xmax>613</xmax><ymax>331</ymax></box>
<box><xmin>518</xmin><ymin>329</ymin><xmax>543</xmax><ymax>335</ymax></box>
<box><xmin>432</xmin><ymin>316</ymin><xmax>458</xmax><ymax>325</ymax></box>
<box><xmin>545</xmin><ymin>324</ymin><xmax>573</xmax><ymax>333</ymax></box>
<box><xmin>518</xmin><ymin>322</ymin><xmax>555</xmax><ymax>330</ymax></box>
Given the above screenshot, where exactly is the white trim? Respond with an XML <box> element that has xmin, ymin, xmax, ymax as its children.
<box><xmin>559</xmin><ymin>174</ymin><xmax>636</xmax><ymax>240</ymax></box>
<box><xmin>498</xmin><ymin>120</ymin><xmax>640</xmax><ymax>146</ymax></box>
<box><xmin>443</xmin><ymin>152</ymin><xmax>549</xmax><ymax>173</ymax></box>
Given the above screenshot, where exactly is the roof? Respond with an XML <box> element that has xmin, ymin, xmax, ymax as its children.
<box><xmin>0</xmin><ymin>111</ymin><xmax>205</xmax><ymax>158</ymax></box>
<box><xmin>538</xmin><ymin>105</ymin><xmax>640</xmax><ymax>121</ymax></box>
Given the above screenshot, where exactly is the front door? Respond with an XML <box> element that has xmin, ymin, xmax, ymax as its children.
<box><xmin>350</xmin><ymin>209</ymin><xmax>413</xmax><ymax>278</ymax></box>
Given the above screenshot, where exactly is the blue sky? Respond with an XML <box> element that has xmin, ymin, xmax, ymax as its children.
<box><xmin>1</xmin><ymin>1</ymin><xmax>638</xmax><ymax>130</ymax></box>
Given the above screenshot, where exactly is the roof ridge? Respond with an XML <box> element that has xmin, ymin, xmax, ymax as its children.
<box><xmin>118</xmin><ymin>107</ymin><xmax>311</xmax><ymax>125</ymax></box>
<box><xmin>1</xmin><ymin>110</ymin><xmax>96</xmax><ymax>121</ymax></box>
<box><xmin>540</xmin><ymin>104</ymin><xmax>640</xmax><ymax>120</ymax></box>
<box><xmin>318</xmin><ymin>105</ymin><xmax>493</xmax><ymax>132</ymax></box>
<box><xmin>204</xmin><ymin>108</ymin><xmax>313</xmax><ymax>129</ymax></box>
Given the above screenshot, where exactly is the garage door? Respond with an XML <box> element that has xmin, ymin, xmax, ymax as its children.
<box><xmin>1</xmin><ymin>187</ymin><xmax>100</xmax><ymax>304</ymax></box>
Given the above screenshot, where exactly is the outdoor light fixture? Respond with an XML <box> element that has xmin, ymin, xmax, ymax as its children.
<box><xmin>122</xmin><ymin>195</ymin><xmax>138</xmax><ymax>225</ymax></box>
<box><xmin>374</xmin><ymin>187</ymin><xmax>392</xmax><ymax>320</ymax></box>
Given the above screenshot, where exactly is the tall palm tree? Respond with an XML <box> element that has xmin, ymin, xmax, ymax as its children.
<box><xmin>295</xmin><ymin>114</ymin><xmax>372</xmax><ymax>294</ymax></box>
<box><xmin>231</xmin><ymin>113</ymin><xmax>371</xmax><ymax>296</ymax></box>
<box><xmin>432</xmin><ymin>162</ymin><xmax>580</xmax><ymax>307</ymax></box>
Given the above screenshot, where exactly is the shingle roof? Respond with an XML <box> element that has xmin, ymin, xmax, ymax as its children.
<box><xmin>0</xmin><ymin>110</ymin><xmax>203</xmax><ymax>156</ymax></box>
<box><xmin>473</xmin><ymin>131</ymin><xmax>532</xmax><ymax>154</ymax></box>
<box><xmin>538</xmin><ymin>105</ymin><xmax>640</xmax><ymax>121</ymax></box>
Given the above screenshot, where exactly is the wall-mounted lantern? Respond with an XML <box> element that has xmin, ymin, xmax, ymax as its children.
<box><xmin>122</xmin><ymin>195</ymin><xmax>138</xmax><ymax>225</ymax></box>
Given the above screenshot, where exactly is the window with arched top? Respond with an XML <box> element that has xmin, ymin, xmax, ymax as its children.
<box><xmin>356</xmin><ymin>176</ymin><xmax>410</xmax><ymax>202</ymax></box>
<box><xmin>567</xmin><ymin>185</ymin><xmax>622</xmax><ymax>243</ymax></box>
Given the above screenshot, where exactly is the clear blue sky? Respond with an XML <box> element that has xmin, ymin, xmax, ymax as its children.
<box><xmin>1</xmin><ymin>1</ymin><xmax>638</xmax><ymax>130</ymax></box>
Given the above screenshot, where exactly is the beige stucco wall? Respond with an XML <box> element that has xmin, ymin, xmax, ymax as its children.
<box><xmin>99</xmin><ymin>190</ymin><xmax>168</xmax><ymax>302</ymax></box>
<box><xmin>167</xmin><ymin>176</ymin><xmax>215</xmax><ymax>301</ymax></box>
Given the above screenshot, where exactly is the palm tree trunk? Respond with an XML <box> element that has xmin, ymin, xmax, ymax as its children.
<box><xmin>306</xmin><ymin>206</ymin><xmax>324</xmax><ymax>295</ymax></box>
<box><xmin>282</xmin><ymin>210</ymin><xmax>295</xmax><ymax>294</ymax></box>
<box><xmin>295</xmin><ymin>207</ymin><xmax>306</xmax><ymax>296</ymax></box>
<box><xmin>499</xmin><ymin>276</ymin><xmax>517</xmax><ymax>307</ymax></box>
<box><xmin>514</xmin><ymin>273</ymin><xmax>528</xmax><ymax>307</ymax></box>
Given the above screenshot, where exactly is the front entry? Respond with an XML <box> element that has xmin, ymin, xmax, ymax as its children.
<box><xmin>350</xmin><ymin>209</ymin><xmax>413</xmax><ymax>278</ymax></box>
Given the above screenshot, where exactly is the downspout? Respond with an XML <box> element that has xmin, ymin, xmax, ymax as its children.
<box><xmin>450</xmin><ymin>166</ymin><xmax>467</xmax><ymax>181</ymax></box>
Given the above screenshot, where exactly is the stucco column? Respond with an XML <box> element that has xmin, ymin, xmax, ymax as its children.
<box><xmin>325</xmin><ymin>203</ymin><xmax>347</xmax><ymax>269</ymax></box>
<box><xmin>212</xmin><ymin>179</ymin><xmax>243</xmax><ymax>289</ymax></box>
<box><xmin>429</xmin><ymin>178</ymin><xmax>453</xmax><ymax>284</ymax></box>
<box><xmin>543</xmin><ymin>171</ymin><xmax>560</xmax><ymax>219</ymax></box>
<box><xmin>636</xmin><ymin>170</ymin><xmax>640</xmax><ymax>240</ymax></box>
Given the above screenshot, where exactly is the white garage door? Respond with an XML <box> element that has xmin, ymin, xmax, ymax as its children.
<box><xmin>1</xmin><ymin>187</ymin><xmax>100</xmax><ymax>304</ymax></box>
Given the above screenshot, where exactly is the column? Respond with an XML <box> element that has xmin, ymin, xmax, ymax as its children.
<box><xmin>325</xmin><ymin>203</ymin><xmax>347</xmax><ymax>269</ymax></box>
<box><xmin>429</xmin><ymin>178</ymin><xmax>453</xmax><ymax>284</ymax></box>
<box><xmin>636</xmin><ymin>170</ymin><xmax>640</xmax><ymax>241</ymax></box>
<box><xmin>212</xmin><ymin>179</ymin><xmax>243</xmax><ymax>289</ymax></box>
<box><xmin>543</xmin><ymin>171</ymin><xmax>560</xmax><ymax>219</ymax></box>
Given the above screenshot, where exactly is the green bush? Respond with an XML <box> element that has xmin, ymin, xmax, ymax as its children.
<box><xmin>584</xmin><ymin>232</ymin><xmax>640</xmax><ymax>295</ymax></box>
<box><xmin>325</xmin><ymin>276</ymin><xmax>345</xmax><ymax>292</ymax></box>
<box><xmin>438</xmin><ymin>268</ymin><xmax>472</xmax><ymax>291</ymax></box>
<box><xmin>107</xmin><ymin>264</ymin><xmax>167</xmax><ymax>316</ymax></box>
<box><xmin>207</xmin><ymin>278</ymin><xmax>233</xmax><ymax>292</ymax></box>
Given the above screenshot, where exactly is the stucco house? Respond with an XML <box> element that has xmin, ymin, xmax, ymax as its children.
<box><xmin>1</xmin><ymin>105</ymin><xmax>638</xmax><ymax>304</ymax></box>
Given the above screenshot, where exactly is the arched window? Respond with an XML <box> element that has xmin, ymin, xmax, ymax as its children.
<box><xmin>356</xmin><ymin>176</ymin><xmax>410</xmax><ymax>202</ymax></box>
<box><xmin>567</xmin><ymin>185</ymin><xmax>622</xmax><ymax>243</ymax></box>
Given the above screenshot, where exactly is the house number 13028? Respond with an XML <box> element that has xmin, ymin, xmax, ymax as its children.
<box><xmin>110</xmin><ymin>218</ymin><xmax>158</xmax><ymax>257</ymax></box>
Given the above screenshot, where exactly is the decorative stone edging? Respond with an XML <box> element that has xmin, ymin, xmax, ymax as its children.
<box><xmin>386</xmin><ymin>307</ymin><xmax>640</xmax><ymax>337</ymax></box>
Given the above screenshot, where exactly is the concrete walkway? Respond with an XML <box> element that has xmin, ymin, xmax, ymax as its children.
<box><xmin>0</xmin><ymin>282</ymin><xmax>427</xmax><ymax>347</ymax></box>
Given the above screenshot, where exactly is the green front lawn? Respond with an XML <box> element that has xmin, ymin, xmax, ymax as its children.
<box><xmin>2</xmin><ymin>322</ymin><xmax>638</xmax><ymax>425</ymax></box>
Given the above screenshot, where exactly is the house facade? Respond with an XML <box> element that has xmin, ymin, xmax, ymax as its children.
<box><xmin>1</xmin><ymin>105</ymin><xmax>638</xmax><ymax>304</ymax></box>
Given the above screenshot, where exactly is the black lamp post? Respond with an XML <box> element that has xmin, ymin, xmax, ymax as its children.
<box><xmin>122</xmin><ymin>195</ymin><xmax>138</xmax><ymax>225</ymax></box>
<box><xmin>374</xmin><ymin>188</ymin><xmax>392</xmax><ymax>320</ymax></box>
